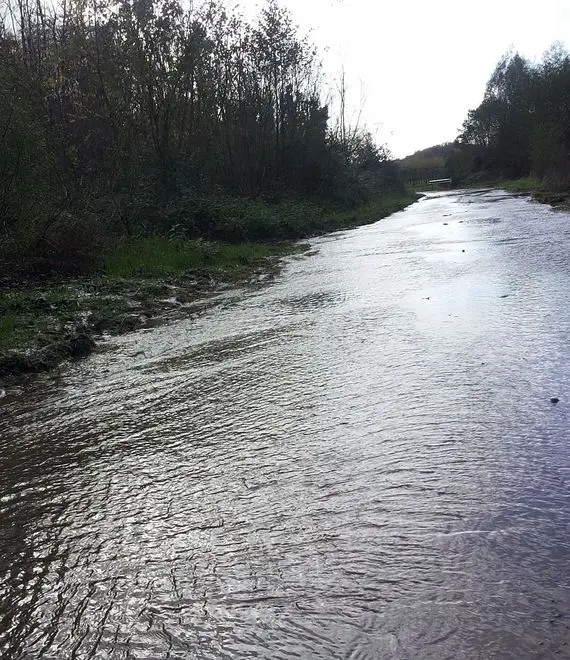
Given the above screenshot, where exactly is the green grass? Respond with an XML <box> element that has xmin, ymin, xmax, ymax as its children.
<box><xmin>0</xmin><ymin>287</ymin><xmax>79</xmax><ymax>351</ymax></box>
<box><xmin>0</xmin><ymin>240</ymin><xmax>306</xmax><ymax>376</ymax></box>
<box><xmin>171</xmin><ymin>192</ymin><xmax>418</xmax><ymax>243</ymax></box>
<box><xmin>331</xmin><ymin>193</ymin><xmax>420</xmax><ymax>227</ymax></box>
<box><xmin>0</xmin><ymin>315</ymin><xmax>18</xmax><ymax>348</ymax></box>
<box><xmin>103</xmin><ymin>238</ymin><xmax>303</xmax><ymax>279</ymax></box>
<box><xmin>491</xmin><ymin>178</ymin><xmax>570</xmax><ymax>208</ymax></box>
<box><xmin>102</xmin><ymin>191</ymin><xmax>419</xmax><ymax>282</ymax></box>
<box><xmin>498</xmin><ymin>177</ymin><xmax>545</xmax><ymax>193</ymax></box>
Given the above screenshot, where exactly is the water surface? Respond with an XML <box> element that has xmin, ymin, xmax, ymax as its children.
<box><xmin>1</xmin><ymin>190</ymin><xmax>569</xmax><ymax>658</ymax></box>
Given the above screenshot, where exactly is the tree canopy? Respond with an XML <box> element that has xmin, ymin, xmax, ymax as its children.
<box><xmin>448</xmin><ymin>46</ymin><xmax>570</xmax><ymax>185</ymax></box>
<box><xmin>0</xmin><ymin>0</ymin><xmax>399</xmax><ymax>272</ymax></box>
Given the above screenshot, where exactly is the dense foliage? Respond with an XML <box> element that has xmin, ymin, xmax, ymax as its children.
<box><xmin>0</xmin><ymin>0</ymin><xmax>401</xmax><ymax>274</ymax></box>
<box><xmin>448</xmin><ymin>45</ymin><xmax>570</xmax><ymax>185</ymax></box>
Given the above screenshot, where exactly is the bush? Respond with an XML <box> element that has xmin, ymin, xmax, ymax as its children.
<box><xmin>2</xmin><ymin>214</ymin><xmax>107</xmax><ymax>277</ymax></box>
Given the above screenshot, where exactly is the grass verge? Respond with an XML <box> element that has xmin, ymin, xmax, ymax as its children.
<box><xmin>500</xmin><ymin>179</ymin><xmax>570</xmax><ymax>209</ymax></box>
<box><xmin>464</xmin><ymin>177</ymin><xmax>570</xmax><ymax>209</ymax></box>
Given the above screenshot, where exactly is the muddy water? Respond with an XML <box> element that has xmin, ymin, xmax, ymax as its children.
<box><xmin>1</xmin><ymin>190</ymin><xmax>570</xmax><ymax>659</ymax></box>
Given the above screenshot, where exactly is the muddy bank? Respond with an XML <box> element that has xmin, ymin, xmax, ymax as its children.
<box><xmin>0</xmin><ymin>252</ymin><xmax>303</xmax><ymax>385</ymax></box>
<box><xmin>532</xmin><ymin>189</ymin><xmax>570</xmax><ymax>211</ymax></box>
<box><xmin>494</xmin><ymin>179</ymin><xmax>570</xmax><ymax>210</ymax></box>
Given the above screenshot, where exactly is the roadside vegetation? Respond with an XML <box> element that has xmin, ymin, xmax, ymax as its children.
<box><xmin>487</xmin><ymin>178</ymin><xmax>570</xmax><ymax>209</ymax></box>
<box><xmin>0</xmin><ymin>0</ymin><xmax>407</xmax><ymax>277</ymax></box>
<box><xmin>445</xmin><ymin>44</ymin><xmax>570</xmax><ymax>205</ymax></box>
<box><xmin>0</xmin><ymin>0</ymin><xmax>416</xmax><ymax>380</ymax></box>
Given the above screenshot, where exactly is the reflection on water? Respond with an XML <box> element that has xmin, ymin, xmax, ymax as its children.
<box><xmin>1</xmin><ymin>190</ymin><xmax>570</xmax><ymax>659</ymax></box>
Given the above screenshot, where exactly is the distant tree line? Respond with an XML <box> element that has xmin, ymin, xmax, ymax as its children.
<box><xmin>447</xmin><ymin>45</ymin><xmax>570</xmax><ymax>186</ymax></box>
<box><xmin>397</xmin><ymin>143</ymin><xmax>458</xmax><ymax>185</ymax></box>
<box><xmin>0</xmin><ymin>0</ymin><xmax>401</xmax><ymax>272</ymax></box>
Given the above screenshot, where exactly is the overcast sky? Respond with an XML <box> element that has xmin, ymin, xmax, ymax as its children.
<box><xmin>236</xmin><ymin>0</ymin><xmax>570</xmax><ymax>158</ymax></box>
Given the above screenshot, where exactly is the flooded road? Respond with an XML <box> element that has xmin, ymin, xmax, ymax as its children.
<box><xmin>1</xmin><ymin>189</ymin><xmax>570</xmax><ymax>659</ymax></box>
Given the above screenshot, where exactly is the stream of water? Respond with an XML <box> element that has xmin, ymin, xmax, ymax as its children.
<box><xmin>1</xmin><ymin>189</ymin><xmax>569</xmax><ymax>659</ymax></box>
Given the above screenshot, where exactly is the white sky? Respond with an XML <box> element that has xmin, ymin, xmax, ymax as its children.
<box><xmin>237</xmin><ymin>0</ymin><xmax>570</xmax><ymax>158</ymax></box>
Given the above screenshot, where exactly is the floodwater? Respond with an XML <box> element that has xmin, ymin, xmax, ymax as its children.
<box><xmin>1</xmin><ymin>189</ymin><xmax>569</xmax><ymax>659</ymax></box>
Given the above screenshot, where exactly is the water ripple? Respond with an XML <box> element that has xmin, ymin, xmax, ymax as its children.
<box><xmin>1</xmin><ymin>190</ymin><xmax>570</xmax><ymax>658</ymax></box>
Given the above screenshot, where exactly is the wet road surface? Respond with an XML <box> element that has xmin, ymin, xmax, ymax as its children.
<box><xmin>1</xmin><ymin>189</ymin><xmax>569</xmax><ymax>658</ymax></box>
